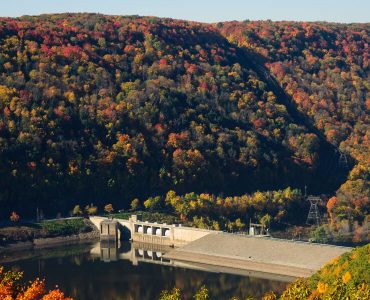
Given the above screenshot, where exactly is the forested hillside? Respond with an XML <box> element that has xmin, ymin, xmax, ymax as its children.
<box><xmin>219</xmin><ymin>21</ymin><xmax>369</xmax><ymax>241</ymax></box>
<box><xmin>0</xmin><ymin>14</ymin><xmax>367</xmax><ymax>239</ymax></box>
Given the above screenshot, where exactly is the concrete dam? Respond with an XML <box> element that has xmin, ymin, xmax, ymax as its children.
<box><xmin>89</xmin><ymin>215</ymin><xmax>215</xmax><ymax>247</ymax></box>
<box><xmin>89</xmin><ymin>215</ymin><xmax>352</xmax><ymax>278</ymax></box>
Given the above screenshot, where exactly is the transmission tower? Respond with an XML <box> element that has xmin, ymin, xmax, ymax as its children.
<box><xmin>306</xmin><ymin>196</ymin><xmax>322</xmax><ymax>225</ymax></box>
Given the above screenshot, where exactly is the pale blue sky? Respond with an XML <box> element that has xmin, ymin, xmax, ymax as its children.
<box><xmin>2</xmin><ymin>0</ymin><xmax>369</xmax><ymax>23</ymax></box>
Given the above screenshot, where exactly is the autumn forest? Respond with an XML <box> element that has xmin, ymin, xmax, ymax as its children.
<box><xmin>0</xmin><ymin>14</ymin><xmax>368</xmax><ymax>242</ymax></box>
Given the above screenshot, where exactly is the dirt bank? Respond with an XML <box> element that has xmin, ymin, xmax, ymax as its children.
<box><xmin>0</xmin><ymin>219</ymin><xmax>99</xmax><ymax>255</ymax></box>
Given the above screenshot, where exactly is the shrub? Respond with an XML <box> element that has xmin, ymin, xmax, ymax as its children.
<box><xmin>280</xmin><ymin>279</ymin><xmax>310</xmax><ymax>300</ymax></box>
<box><xmin>40</xmin><ymin>219</ymin><xmax>89</xmax><ymax>237</ymax></box>
<box><xmin>262</xmin><ymin>292</ymin><xmax>277</xmax><ymax>300</ymax></box>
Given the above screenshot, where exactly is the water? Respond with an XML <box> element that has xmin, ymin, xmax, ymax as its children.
<box><xmin>1</xmin><ymin>242</ymin><xmax>288</xmax><ymax>300</ymax></box>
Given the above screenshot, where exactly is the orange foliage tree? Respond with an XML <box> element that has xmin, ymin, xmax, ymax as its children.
<box><xmin>0</xmin><ymin>266</ymin><xmax>72</xmax><ymax>300</ymax></box>
<box><xmin>9</xmin><ymin>212</ymin><xmax>20</xmax><ymax>222</ymax></box>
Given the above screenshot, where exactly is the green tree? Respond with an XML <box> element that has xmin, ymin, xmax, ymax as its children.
<box><xmin>72</xmin><ymin>205</ymin><xmax>82</xmax><ymax>216</ymax></box>
<box><xmin>85</xmin><ymin>204</ymin><xmax>98</xmax><ymax>215</ymax></box>
<box><xmin>260</xmin><ymin>214</ymin><xmax>272</xmax><ymax>228</ymax></box>
<box><xmin>310</xmin><ymin>225</ymin><xmax>330</xmax><ymax>244</ymax></box>
<box><xmin>194</xmin><ymin>286</ymin><xmax>209</xmax><ymax>300</ymax></box>
<box><xmin>130</xmin><ymin>198</ymin><xmax>141</xmax><ymax>211</ymax></box>
<box><xmin>144</xmin><ymin>196</ymin><xmax>163</xmax><ymax>211</ymax></box>
<box><xmin>159</xmin><ymin>287</ymin><xmax>181</xmax><ymax>300</ymax></box>
<box><xmin>235</xmin><ymin>218</ymin><xmax>245</xmax><ymax>232</ymax></box>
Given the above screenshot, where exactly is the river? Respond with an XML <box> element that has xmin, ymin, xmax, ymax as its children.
<box><xmin>1</xmin><ymin>241</ymin><xmax>288</xmax><ymax>299</ymax></box>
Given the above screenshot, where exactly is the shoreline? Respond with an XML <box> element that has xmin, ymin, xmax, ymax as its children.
<box><xmin>0</xmin><ymin>228</ymin><xmax>100</xmax><ymax>255</ymax></box>
<box><xmin>0</xmin><ymin>239</ymin><xmax>99</xmax><ymax>265</ymax></box>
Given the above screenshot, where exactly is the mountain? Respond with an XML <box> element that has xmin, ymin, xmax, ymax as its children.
<box><xmin>0</xmin><ymin>14</ymin><xmax>367</xmax><ymax>236</ymax></box>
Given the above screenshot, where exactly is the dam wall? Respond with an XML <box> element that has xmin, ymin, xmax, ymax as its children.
<box><xmin>89</xmin><ymin>215</ymin><xmax>217</xmax><ymax>246</ymax></box>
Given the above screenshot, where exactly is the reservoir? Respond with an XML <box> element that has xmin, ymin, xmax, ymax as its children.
<box><xmin>1</xmin><ymin>241</ymin><xmax>288</xmax><ymax>299</ymax></box>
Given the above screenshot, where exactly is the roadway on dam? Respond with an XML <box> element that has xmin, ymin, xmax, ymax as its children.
<box><xmin>164</xmin><ymin>233</ymin><xmax>352</xmax><ymax>278</ymax></box>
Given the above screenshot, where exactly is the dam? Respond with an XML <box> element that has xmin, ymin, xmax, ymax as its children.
<box><xmin>89</xmin><ymin>214</ymin><xmax>215</xmax><ymax>246</ymax></box>
<box><xmin>89</xmin><ymin>215</ymin><xmax>352</xmax><ymax>278</ymax></box>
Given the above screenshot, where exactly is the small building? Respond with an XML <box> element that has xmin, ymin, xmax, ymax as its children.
<box><xmin>129</xmin><ymin>214</ymin><xmax>142</xmax><ymax>222</ymax></box>
<box><xmin>100</xmin><ymin>219</ymin><xmax>119</xmax><ymax>242</ymax></box>
<box><xmin>249</xmin><ymin>222</ymin><xmax>268</xmax><ymax>236</ymax></box>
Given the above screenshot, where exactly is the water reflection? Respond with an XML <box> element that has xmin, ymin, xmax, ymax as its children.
<box><xmin>96</xmin><ymin>241</ymin><xmax>172</xmax><ymax>266</ymax></box>
<box><xmin>2</xmin><ymin>242</ymin><xmax>288</xmax><ymax>300</ymax></box>
<box><xmin>96</xmin><ymin>241</ymin><xmax>294</xmax><ymax>283</ymax></box>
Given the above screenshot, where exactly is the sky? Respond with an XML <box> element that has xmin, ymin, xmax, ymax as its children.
<box><xmin>1</xmin><ymin>0</ymin><xmax>369</xmax><ymax>23</ymax></box>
